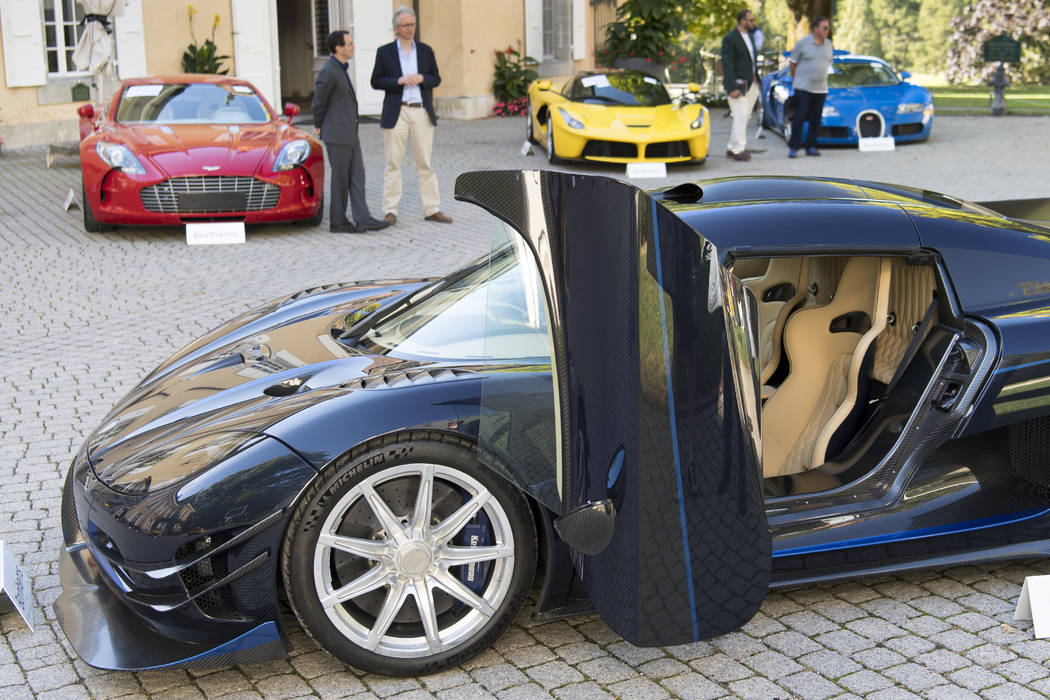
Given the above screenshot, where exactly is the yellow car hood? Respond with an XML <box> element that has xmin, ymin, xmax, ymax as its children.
<box><xmin>564</xmin><ymin>103</ymin><xmax>699</xmax><ymax>132</ymax></box>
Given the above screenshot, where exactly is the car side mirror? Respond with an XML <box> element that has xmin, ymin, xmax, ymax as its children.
<box><xmin>536</xmin><ymin>80</ymin><xmax>551</xmax><ymax>92</ymax></box>
<box><xmin>77</xmin><ymin>104</ymin><xmax>95</xmax><ymax>120</ymax></box>
<box><xmin>688</xmin><ymin>82</ymin><xmax>701</xmax><ymax>94</ymax></box>
<box><xmin>283</xmin><ymin>102</ymin><xmax>300</xmax><ymax>120</ymax></box>
<box><xmin>900</xmin><ymin>71</ymin><xmax>911</xmax><ymax>80</ymax></box>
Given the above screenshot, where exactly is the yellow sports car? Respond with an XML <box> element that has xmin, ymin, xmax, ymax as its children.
<box><xmin>525</xmin><ymin>70</ymin><xmax>709</xmax><ymax>165</ymax></box>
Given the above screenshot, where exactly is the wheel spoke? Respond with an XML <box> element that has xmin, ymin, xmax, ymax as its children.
<box><xmin>365</xmin><ymin>578</ymin><xmax>410</xmax><ymax>650</ymax></box>
<box><xmin>361</xmin><ymin>482</ymin><xmax>409</xmax><ymax>545</ymax></box>
<box><xmin>409</xmin><ymin>464</ymin><xmax>435</xmax><ymax>539</ymax></box>
<box><xmin>412</xmin><ymin>578</ymin><xmax>442</xmax><ymax>653</ymax></box>
<box><xmin>320</xmin><ymin>564</ymin><xmax>389</xmax><ymax>609</ymax></box>
<box><xmin>431</xmin><ymin>568</ymin><xmax>496</xmax><ymax>617</ymax></box>
<box><xmin>318</xmin><ymin>533</ymin><xmax>391</xmax><ymax>562</ymax></box>
<box><xmin>431</xmin><ymin>491</ymin><xmax>491</xmax><ymax>543</ymax></box>
<box><xmin>439</xmin><ymin>543</ymin><xmax>514</xmax><ymax>566</ymax></box>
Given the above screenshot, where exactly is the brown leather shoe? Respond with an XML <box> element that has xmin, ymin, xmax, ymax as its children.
<box><xmin>383</xmin><ymin>212</ymin><xmax>397</xmax><ymax>225</ymax></box>
<box><xmin>425</xmin><ymin>211</ymin><xmax>453</xmax><ymax>223</ymax></box>
<box><xmin>726</xmin><ymin>149</ymin><xmax>751</xmax><ymax>161</ymax></box>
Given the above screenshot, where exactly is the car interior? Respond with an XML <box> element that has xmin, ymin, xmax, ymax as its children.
<box><xmin>733</xmin><ymin>254</ymin><xmax>958</xmax><ymax>499</ymax></box>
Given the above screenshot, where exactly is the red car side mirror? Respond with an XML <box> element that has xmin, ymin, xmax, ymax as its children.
<box><xmin>77</xmin><ymin>104</ymin><xmax>95</xmax><ymax>120</ymax></box>
<box><xmin>283</xmin><ymin>102</ymin><xmax>300</xmax><ymax>120</ymax></box>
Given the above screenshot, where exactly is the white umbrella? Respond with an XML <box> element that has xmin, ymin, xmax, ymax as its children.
<box><xmin>72</xmin><ymin>0</ymin><xmax>126</xmax><ymax>75</ymax></box>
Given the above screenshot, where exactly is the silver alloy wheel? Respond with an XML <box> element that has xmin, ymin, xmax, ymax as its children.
<box><xmin>526</xmin><ymin>106</ymin><xmax>533</xmax><ymax>143</ymax></box>
<box><xmin>312</xmin><ymin>462</ymin><xmax>515</xmax><ymax>658</ymax></box>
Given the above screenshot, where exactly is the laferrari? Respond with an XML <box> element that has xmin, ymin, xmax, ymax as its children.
<box><xmin>525</xmin><ymin>70</ymin><xmax>709</xmax><ymax>164</ymax></box>
<box><xmin>77</xmin><ymin>75</ymin><xmax>324</xmax><ymax>232</ymax></box>
<box><xmin>56</xmin><ymin>171</ymin><xmax>1050</xmax><ymax>677</ymax></box>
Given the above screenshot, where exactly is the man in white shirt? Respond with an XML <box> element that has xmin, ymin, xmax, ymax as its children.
<box><xmin>721</xmin><ymin>9</ymin><xmax>760</xmax><ymax>161</ymax></box>
<box><xmin>787</xmin><ymin>16</ymin><xmax>833</xmax><ymax>157</ymax></box>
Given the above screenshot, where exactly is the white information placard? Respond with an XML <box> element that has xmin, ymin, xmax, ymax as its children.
<box><xmin>625</xmin><ymin>162</ymin><xmax>667</xmax><ymax>179</ymax></box>
<box><xmin>858</xmin><ymin>136</ymin><xmax>895</xmax><ymax>152</ymax></box>
<box><xmin>519</xmin><ymin>140</ymin><xmax>534</xmax><ymax>157</ymax></box>
<box><xmin>1014</xmin><ymin>575</ymin><xmax>1050</xmax><ymax>638</ymax></box>
<box><xmin>0</xmin><ymin>541</ymin><xmax>34</xmax><ymax>630</ymax></box>
<box><xmin>186</xmin><ymin>221</ymin><xmax>246</xmax><ymax>245</ymax></box>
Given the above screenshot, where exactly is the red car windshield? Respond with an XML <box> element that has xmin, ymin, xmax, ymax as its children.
<box><xmin>115</xmin><ymin>83</ymin><xmax>271</xmax><ymax>124</ymax></box>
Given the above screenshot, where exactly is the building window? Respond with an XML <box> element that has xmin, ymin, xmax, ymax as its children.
<box><xmin>42</xmin><ymin>0</ymin><xmax>87</xmax><ymax>75</ymax></box>
<box><xmin>542</xmin><ymin>0</ymin><xmax>570</xmax><ymax>63</ymax></box>
<box><xmin>313</xmin><ymin>0</ymin><xmax>329</xmax><ymax>58</ymax></box>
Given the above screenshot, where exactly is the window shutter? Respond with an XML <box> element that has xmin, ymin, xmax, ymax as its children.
<box><xmin>114</xmin><ymin>0</ymin><xmax>147</xmax><ymax>79</ymax></box>
<box><xmin>1</xmin><ymin>0</ymin><xmax>47</xmax><ymax>87</ymax></box>
<box><xmin>524</xmin><ymin>0</ymin><xmax>542</xmax><ymax>63</ymax></box>
<box><xmin>571</xmin><ymin>0</ymin><xmax>585</xmax><ymax>60</ymax></box>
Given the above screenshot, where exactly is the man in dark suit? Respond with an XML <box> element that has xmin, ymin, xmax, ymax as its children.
<box><xmin>370</xmin><ymin>6</ymin><xmax>452</xmax><ymax>225</ymax></box>
<box><xmin>721</xmin><ymin>9</ymin><xmax>759</xmax><ymax>161</ymax></box>
<box><xmin>312</xmin><ymin>30</ymin><xmax>389</xmax><ymax>233</ymax></box>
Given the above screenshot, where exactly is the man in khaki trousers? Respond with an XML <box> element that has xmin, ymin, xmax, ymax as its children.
<box><xmin>370</xmin><ymin>6</ymin><xmax>452</xmax><ymax>225</ymax></box>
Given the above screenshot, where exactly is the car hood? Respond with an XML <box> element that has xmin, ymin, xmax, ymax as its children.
<box><xmin>829</xmin><ymin>84</ymin><xmax>911</xmax><ymax>113</ymax></box>
<box><xmin>566</xmin><ymin>103</ymin><xmax>698</xmax><ymax>131</ymax></box>
<box><xmin>84</xmin><ymin>278</ymin><xmax>431</xmax><ymax>469</ymax></box>
<box><xmin>107</xmin><ymin>122</ymin><xmax>292</xmax><ymax>177</ymax></box>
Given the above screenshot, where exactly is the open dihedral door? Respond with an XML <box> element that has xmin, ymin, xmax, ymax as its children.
<box><xmin>455</xmin><ymin>170</ymin><xmax>770</xmax><ymax>646</ymax></box>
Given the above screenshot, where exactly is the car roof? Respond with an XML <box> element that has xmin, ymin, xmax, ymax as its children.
<box><xmin>651</xmin><ymin>176</ymin><xmax>1002</xmax><ymax>255</ymax></box>
<box><xmin>121</xmin><ymin>75</ymin><xmax>257</xmax><ymax>88</ymax></box>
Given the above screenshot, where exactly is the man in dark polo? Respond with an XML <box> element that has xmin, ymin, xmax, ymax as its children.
<box><xmin>312</xmin><ymin>30</ymin><xmax>389</xmax><ymax>233</ymax></box>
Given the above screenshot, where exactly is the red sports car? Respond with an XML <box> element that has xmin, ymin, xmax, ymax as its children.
<box><xmin>78</xmin><ymin>75</ymin><xmax>324</xmax><ymax>232</ymax></box>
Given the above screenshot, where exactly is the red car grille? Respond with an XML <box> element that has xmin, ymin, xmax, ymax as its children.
<box><xmin>140</xmin><ymin>176</ymin><xmax>280</xmax><ymax>213</ymax></box>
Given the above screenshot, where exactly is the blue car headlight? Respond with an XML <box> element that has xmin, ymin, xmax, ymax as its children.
<box><xmin>690</xmin><ymin>108</ymin><xmax>706</xmax><ymax>129</ymax></box>
<box><xmin>897</xmin><ymin>102</ymin><xmax>925</xmax><ymax>114</ymax></box>
<box><xmin>557</xmin><ymin>107</ymin><xmax>585</xmax><ymax>130</ymax></box>
<box><xmin>821</xmin><ymin>104</ymin><xmax>839</xmax><ymax>118</ymax></box>
<box><xmin>274</xmin><ymin>139</ymin><xmax>311</xmax><ymax>171</ymax></box>
<box><xmin>95</xmin><ymin>142</ymin><xmax>146</xmax><ymax>175</ymax></box>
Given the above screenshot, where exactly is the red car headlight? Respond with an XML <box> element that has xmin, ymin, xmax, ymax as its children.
<box><xmin>274</xmin><ymin>139</ymin><xmax>311</xmax><ymax>171</ymax></box>
<box><xmin>95</xmin><ymin>142</ymin><xmax>146</xmax><ymax>175</ymax></box>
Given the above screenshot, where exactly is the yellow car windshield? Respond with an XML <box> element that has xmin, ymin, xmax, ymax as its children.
<box><xmin>568</xmin><ymin>72</ymin><xmax>671</xmax><ymax>107</ymax></box>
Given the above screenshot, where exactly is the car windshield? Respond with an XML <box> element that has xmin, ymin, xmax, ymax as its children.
<box><xmin>360</xmin><ymin>220</ymin><xmax>552</xmax><ymax>362</ymax></box>
<box><xmin>827</xmin><ymin>61</ymin><xmax>900</xmax><ymax>88</ymax></box>
<box><xmin>115</xmin><ymin>83</ymin><xmax>271</xmax><ymax>124</ymax></box>
<box><xmin>569</xmin><ymin>71</ymin><xmax>671</xmax><ymax>106</ymax></box>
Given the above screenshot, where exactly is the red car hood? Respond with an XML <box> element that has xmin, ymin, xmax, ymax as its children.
<box><xmin>112</xmin><ymin>123</ymin><xmax>282</xmax><ymax>177</ymax></box>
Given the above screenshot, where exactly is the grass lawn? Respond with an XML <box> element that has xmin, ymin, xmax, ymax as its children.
<box><xmin>922</xmin><ymin>84</ymin><xmax>1050</xmax><ymax>116</ymax></box>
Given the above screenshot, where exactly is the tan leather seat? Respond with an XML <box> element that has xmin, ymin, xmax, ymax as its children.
<box><xmin>872</xmin><ymin>259</ymin><xmax>936</xmax><ymax>384</ymax></box>
<box><xmin>762</xmin><ymin>257</ymin><xmax>892</xmax><ymax>478</ymax></box>
<box><xmin>743</xmin><ymin>257</ymin><xmax>811</xmax><ymax>385</ymax></box>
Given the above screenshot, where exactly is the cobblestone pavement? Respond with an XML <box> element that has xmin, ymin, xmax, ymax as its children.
<box><xmin>2</xmin><ymin>113</ymin><xmax>1050</xmax><ymax>699</ymax></box>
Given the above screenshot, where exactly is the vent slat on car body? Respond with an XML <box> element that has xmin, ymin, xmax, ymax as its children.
<box><xmin>140</xmin><ymin>176</ymin><xmax>280</xmax><ymax>213</ymax></box>
<box><xmin>341</xmin><ymin>367</ymin><xmax>480</xmax><ymax>391</ymax></box>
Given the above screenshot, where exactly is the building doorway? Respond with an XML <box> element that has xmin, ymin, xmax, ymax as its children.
<box><xmin>277</xmin><ymin>0</ymin><xmax>331</xmax><ymax>106</ymax></box>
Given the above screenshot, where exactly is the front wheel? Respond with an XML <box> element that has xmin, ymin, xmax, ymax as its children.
<box><xmin>525</xmin><ymin>104</ymin><xmax>535</xmax><ymax>144</ymax></box>
<box><xmin>545</xmin><ymin>116</ymin><xmax>561</xmax><ymax>165</ymax></box>
<box><xmin>82</xmin><ymin>182</ymin><xmax>110</xmax><ymax>233</ymax></box>
<box><xmin>282</xmin><ymin>434</ymin><xmax>537</xmax><ymax>676</ymax></box>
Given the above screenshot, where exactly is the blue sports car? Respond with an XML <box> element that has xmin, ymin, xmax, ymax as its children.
<box><xmin>762</xmin><ymin>52</ymin><xmax>934</xmax><ymax>145</ymax></box>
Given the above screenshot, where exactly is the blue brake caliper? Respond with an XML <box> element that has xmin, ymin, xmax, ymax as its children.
<box><xmin>455</xmin><ymin>492</ymin><xmax>493</xmax><ymax>597</ymax></box>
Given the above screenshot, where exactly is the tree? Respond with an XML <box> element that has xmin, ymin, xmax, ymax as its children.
<box><xmin>835</xmin><ymin>0</ymin><xmax>883</xmax><ymax>57</ymax></box>
<box><xmin>909</xmin><ymin>0</ymin><xmax>966</xmax><ymax>72</ymax></box>
<box><xmin>946</xmin><ymin>0</ymin><xmax>1050</xmax><ymax>84</ymax></box>
<box><xmin>602</xmin><ymin>0</ymin><xmax>686</xmax><ymax>63</ymax></box>
<box><xmin>783</xmin><ymin>0</ymin><xmax>832</xmax><ymax>46</ymax></box>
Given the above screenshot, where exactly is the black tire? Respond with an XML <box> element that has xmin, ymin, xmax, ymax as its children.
<box><xmin>282</xmin><ymin>432</ymin><xmax>537</xmax><ymax>676</ymax></box>
<box><xmin>298</xmin><ymin>193</ymin><xmax>324</xmax><ymax>227</ymax></box>
<box><xmin>82</xmin><ymin>182</ymin><xmax>110</xmax><ymax>233</ymax></box>
<box><xmin>525</xmin><ymin>104</ymin><xmax>535</xmax><ymax>144</ymax></box>
<box><xmin>545</xmin><ymin>115</ymin><xmax>561</xmax><ymax>165</ymax></box>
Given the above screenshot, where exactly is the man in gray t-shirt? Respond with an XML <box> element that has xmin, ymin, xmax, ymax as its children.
<box><xmin>787</xmin><ymin>16</ymin><xmax>833</xmax><ymax>157</ymax></box>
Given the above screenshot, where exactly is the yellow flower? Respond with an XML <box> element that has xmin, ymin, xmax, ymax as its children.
<box><xmin>213</xmin><ymin>13</ymin><xmax>220</xmax><ymax>28</ymax></box>
<box><xmin>188</xmin><ymin>4</ymin><xmax>196</xmax><ymax>16</ymax></box>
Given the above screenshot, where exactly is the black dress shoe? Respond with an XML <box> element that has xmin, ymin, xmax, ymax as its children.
<box><xmin>330</xmin><ymin>223</ymin><xmax>363</xmax><ymax>233</ymax></box>
<box><xmin>357</xmin><ymin>217</ymin><xmax>392</xmax><ymax>232</ymax></box>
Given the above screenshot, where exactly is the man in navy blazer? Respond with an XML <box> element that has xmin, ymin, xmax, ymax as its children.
<box><xmin>370</xmin><ymin>6</ymin><xmax>452</xmax><ymax>225</ymax></box>
<box><xmin>311</xmin><ymin>30</ymin><xmax>389</xmax><ymax>233</ymax></box>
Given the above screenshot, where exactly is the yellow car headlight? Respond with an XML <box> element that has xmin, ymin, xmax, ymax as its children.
<box><xmin>690</xmin><ymin>109</ymin><xmax>706</xmax><ymax>129</ymax></box>
<box><xmin>557</xmin><ymin>107</ymin><xmax>585</xmax><ymax>130</ymax></box>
